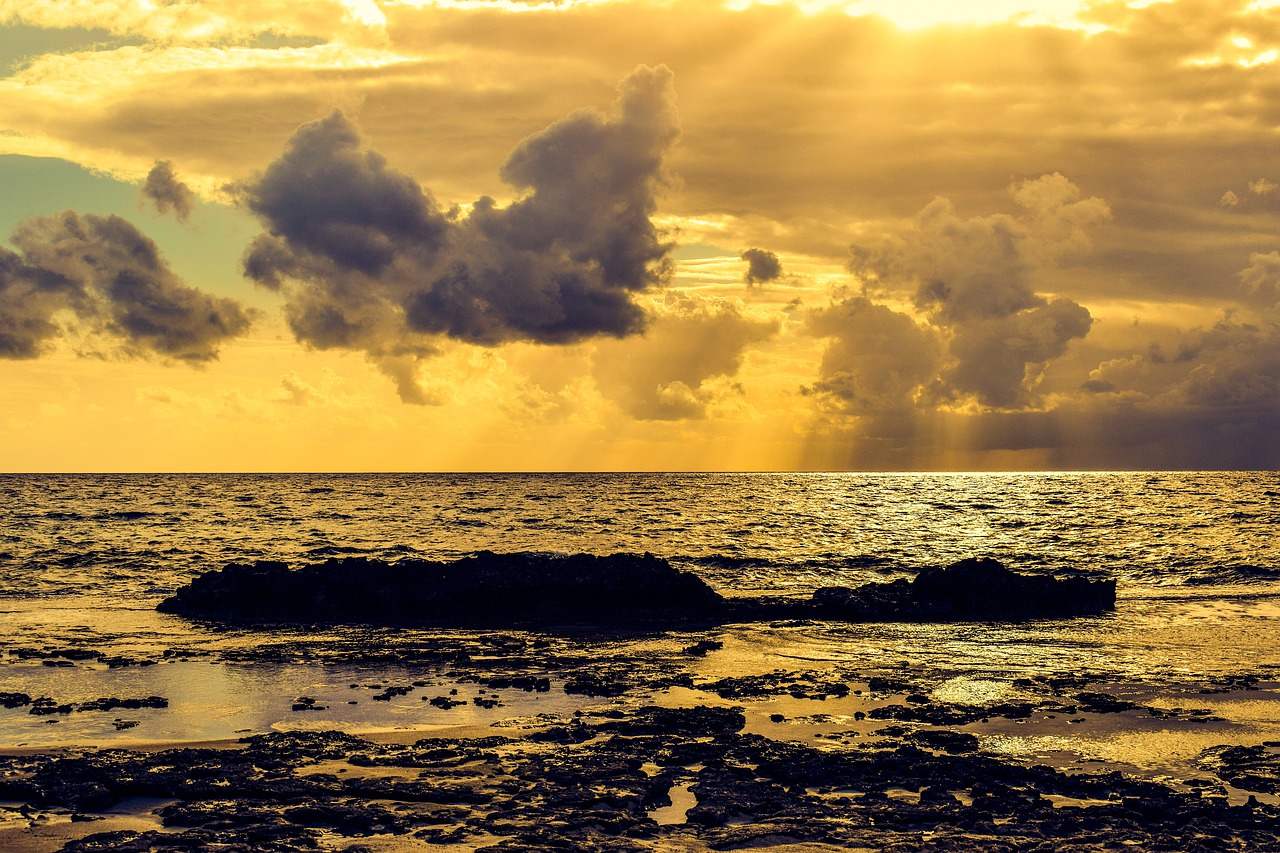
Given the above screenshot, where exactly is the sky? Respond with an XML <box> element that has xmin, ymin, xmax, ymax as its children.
<box><xmin>1</xmin><ymin>0</ymin><xmax>1279</xmax><ymax>472</ymax></box>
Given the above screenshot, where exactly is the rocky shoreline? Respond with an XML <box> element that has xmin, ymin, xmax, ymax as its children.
<box><xmin>2</xmin><ymin>699</ymin><xmax>1278</xmax><ymax>852</ymax></box>
<box><xmin>3</xmin><ymin>620</ymin><xmax>1278</xmax><ymax>852</ymax></box>
<box><xmin>6</xmin><ymin>555</ymin><xmax>1278</xmax><ymax>852</ymax></box>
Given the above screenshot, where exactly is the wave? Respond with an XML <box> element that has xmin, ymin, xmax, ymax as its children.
<box><xmin>58</xmin><ymin>550</ymin><xmax>102</xmax><ymax>568</ymax></box>
<box><xmin>1182</xmin><ymin>564</ymin><xmax>1280</xmax><ymax>586</ymax></box>
<box><xmin>303</xmin><ymin>544</ymin><xmax>368</xmax><ymax>559</ymax></box>
<box><xmin>682</xmin><ymin>553</ymin><xmax>897</xmax><ymax>571</ymax></box>
<box><xmin>682</xmin><ymin>554</ymin><xmax>779</xmax><ymax>570</ymax></box>
<box><xmin>91</xmin><ymin>510</ymin><xmax>153</xmax><ymax>522</ymax></box>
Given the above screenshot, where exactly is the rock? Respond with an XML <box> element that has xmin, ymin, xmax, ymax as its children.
<box><xmin>682</xmin><ymin>639</ymin><xmax>723</xmax><ymax>656</ymax></box>
<box><xmin>800</xmin><ymin>556</ymin><xmax>1116</xmax><ymax>622</ymax></box>
<box><xmin>1075</xmin><ymin>691</ymin><xmax>1141</xmax><ymax>713</ymax></box>
<box><xmin>1201</xmin><ymin>745</ymin><xmax>1280</xmax><ymax>794</ymax></box>
<box><xmin>907</xmin><ymin>557</ymin><xmax>1116</xmax><ymax>619</ymax></box>
<box><xmin>291</xmin><ymin>697</ymin><xmax>327</xmax><ymax>712</ymax></box>
<box><xmin>157</xmin><ymin>552</ymin><xmax>1114</xmax><ymax>629</ymax></box>
<box><xmin>0</xmin><ymin>692</ymin><xmax>31</xmax><ymax>709</ymax></box>
<box><xmin>159</xmin><ymin>552</ymin><xmax>727</xmax><ymax>629</ymax></box>
<box><xmin>908</xmin><ymin>729</ymin><xmax>980</xmax><ymax>754</ymax></box>
<box><xmin>78</xmin><ymin>696</ymin><xmax>168</xmax><ymax>713</ymax></box>
<box><xmin>5</xmin><ymin>716</ymin><xmax>1280</xmax><ymax>851</ymax></box>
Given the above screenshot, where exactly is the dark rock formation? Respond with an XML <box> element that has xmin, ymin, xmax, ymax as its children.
<box><xmin>158</xmin><ymin>551</ymin><xmax>728</xmax><ymax>628</ymax></box>
<box><xmin>787</xmin><ymin>556</ymin><xmax>1117</xmax><ymax>621</ymax></box>
<box><xmin>157</xmin><ymin>552</ymin><xmax>1114</xmax><ymax>628</ymax></box>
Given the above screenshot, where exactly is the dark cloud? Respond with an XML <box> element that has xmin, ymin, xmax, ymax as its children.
<box><xmin>1086</xmin><ymin>319</ymin><xmax>1280</xmax><ymax>411</ymax></box>
<box><xmin>805</xmin><ymin>295</ymin><xmax>942</xmax><ymax>416</ymax></box>
<box><xmin>0</xmin><ymin>211</ymin><xmax>251</xmax><ymax>361</ymax></box>
<box><xmin>848</xmin><ymin>175</ymin><xmax>1106</xmax><ymax>409</ymax></box>
<box><xmin>0</xmin><ymin>246</ymin><xmax>78</xmax><ymax>358</ymax></box>
<box><xmin>240</xmin><ymin>65</ymin><xmax>680</xmax><ymax>402</ymax></box>
<box><xmin>944</xmin><ymin>298</ymin><xmax>1093</xmax><ymax>408</ymax></box>
<box><xmin>741</xmin><ymin>247</ymin><xmax>782</xmax><ymax>285</ymax></box>
<box><xmin>243</xmin><ymin>111</ymin><xmax>449</xmax><ymax>279</ymax></box>
<box><xmin>1081</xmin><ymin>246</ymin><xmax>1280</xmax><ymax>421</ymax></box>
<box><xmin>141</xmin><ymin>160</ymin><xmax>195</xmax><ymax>222</ymax></box>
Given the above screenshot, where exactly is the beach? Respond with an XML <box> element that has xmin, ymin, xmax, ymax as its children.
<box><xmin>2</xmin><ymin>631</ymin><xmax>1278</xmax><ymax>851</ymax></box>
<box><xmin>2</xmin><ymin>472</ymin><xmax>1279</xmax><ymax>849</ymax></box>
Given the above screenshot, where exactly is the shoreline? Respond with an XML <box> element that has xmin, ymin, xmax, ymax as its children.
<box><xmin>4</xmin><ymin>695</ymin><xmax>1280</xmax><ymax>852</ymax></box>
<box><xmin>3</xmin><ymin>657</ymin><xmax>1280</xmax><ymax>850</ymax></box>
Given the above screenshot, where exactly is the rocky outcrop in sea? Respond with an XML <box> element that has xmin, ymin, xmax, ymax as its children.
<box><xmin>157</xmin><ymin>553</ymin><xmax>1115</xmax><ymax>627</ymax></box>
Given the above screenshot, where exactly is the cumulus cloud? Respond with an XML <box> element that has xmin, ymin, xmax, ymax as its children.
<box><xmin>1249</xmin><ymin>178</ymin><xmax>1277</xmax><ymax>197</ymax></box>
<box><xmin>141</xmin><ymin>160</ymin><xmax>195</xmax><ymax>222</ymax></box>
<box><xmin>847</xmin><ymin>174</ymin><xmax>1107</xmax><ymax>409</ymax></box>
<box><xmin>1238</xmin><ymin>251</ymin><xmax>1280</xmax><ymax>313</ymax></box>
<box><xmin>741</xmin><ymin>247</ymin><xmax>783</xmax><ymax>285</ymax></box>
<box><xmin>944</xmin><ymin>298</ymin><xmax>1093</xmax><ymax>408</ymax></box>
<box><xmin>593</xmin><ymin>291</ymin><xmax>779</xmax><ymax>421</ymax></box>
<box><xmin>1220</xmin><ymin>190</ymin><xmax>1240</xmax><ymax>208</ymax></box>
<box><xmin>1058</xmin><ymin>243</ymin><xmax>1280</xmax><ymax>466</ymax></box>
<box><xmin>0</xmin><ymin>211</ymin><xmax>251</xmax><ymax>361</ymax></box>
<box><xmin>240</xmin><ymin>65</ymin><xmax>680</xmax><ymax>402</ymax></box>
<box><xmin>1085</xmin><ymin>320</ymin><xmax>1280</xmax><ymax>412</ymax></box>
<box><xmin>276</xmin><ymin>372</ymin><xmax>320</xmax><ymax>406</ymax></box>
<box><xmin>805</xmin><ymin>295</ymin><xmax>942</xmax><ymax>416</ymax></box>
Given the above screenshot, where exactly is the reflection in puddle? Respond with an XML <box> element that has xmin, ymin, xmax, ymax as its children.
<box><xmin>0</xmin><ymin>661</ymin><xmax>605</xmax><ymax>749</ymax></box>
<box><xmin>649</xmin><ymin>782</ymin><xmax>697</xmax><ymax>825</ymax></box>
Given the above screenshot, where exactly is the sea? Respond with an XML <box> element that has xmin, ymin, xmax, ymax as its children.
<box><xmin>2</xmin><ymin>471</ymin><xmax>1279</xmax><ymax>779</ymax></box>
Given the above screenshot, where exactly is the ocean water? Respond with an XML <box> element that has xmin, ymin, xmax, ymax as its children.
<box><xmin>1</xmin><ymin>471</ymin><xmax>1278</xmax><ymax>764</ymax></box>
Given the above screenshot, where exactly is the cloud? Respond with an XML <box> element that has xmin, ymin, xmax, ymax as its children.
<box><xmin>848</xmin><ymin>174</ymin><xmax>1106</xmax><ymax>408</ymax></box>
<box><xmin>276</xmin><ymin>371</ymin><xmax>319</xmax><ymax>406</ymax></box>
<box><xmin>0</xmin><ymin>246</ymin><xmax>76</xmax><ymax>359</ymax></box>
<box><xmin>1238</xmin><ymin>251</ymin><xmax>1280</xmax><ymax>313</ymax></box>
<box><xmin>1084</xmin><ymin>319</ymin><xmax>1280</xmax><ymax>415</ymax></box>
<box><xmin>1249</xmin><ymin>177</ymin><xmax>1277</xmax><ymax>197</ymax></box>
<box><xmin>1077</xmin><ymin>251</ymin><xmax>1280</xmax><ymax>423</ymax></box>
<box><xmin>741</xmin><ymin>247</ymin><xmax>783</xmax><ymax>285</ymax></box>
<box><xmin>0</xmin><ymin>1</ymin><xmax>385</xmax><ymax>44</ymax></box>
<box><xmin>239</xmin><ymin>64</ymin><xmax>681</xmax><ymax>402</ymax></box>
<box><xmin>243</xmin><ymin>109</ymin><xmax>449</xmax><ymax>282</ymax></box>
<box><xmin>805</xmin><ymin>295</ymin><xmax>942</xmax><ymax>416</ymax></box>
<box><xmin>141</xmin><ymin>160</ymin><xmax>194</xmax><ymax>222</ymax></box>
<box><xmin>944</xmin><ymin>297</ymin><xmax>1093</xmax><ymax>408</ymax></box>
<box><xmin>593</xmin><ymin>291</ymin><xmax>779</xmax><ymax>421</ymax></box>
<box><xmin>0</xmin><ymin>211</ymin><xmax>251</xmax><ymax>360</ymax></box>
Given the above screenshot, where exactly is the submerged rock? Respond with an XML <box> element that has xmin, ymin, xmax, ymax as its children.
<box><xmin>157</xmin><ymin>552</ymin><xmax>1115</xmax><ymax>628</ymax></box>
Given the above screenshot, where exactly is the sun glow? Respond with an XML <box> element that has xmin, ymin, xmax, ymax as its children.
<box><xmin>845</xmin><ymin>0</ymin><xmax>1096</xmax><ymax>29</ymax></box>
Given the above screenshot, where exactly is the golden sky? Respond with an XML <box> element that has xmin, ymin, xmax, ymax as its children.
<box><xmin>1</xmin><ymin>0</ymin><xmax>1278</xmax><ymax>471</ymax></box>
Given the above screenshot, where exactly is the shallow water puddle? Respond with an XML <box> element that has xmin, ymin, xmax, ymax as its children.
<box><xmin>1044</xmin><ymin>793</ymin><xmax>1117</xmax><ymax>808</ymax></box>
<box><xmin>649</xmin><ymin>782</ymin><xmax>698</xmax><ymax>825</ymax></box>
<box><xmin>0</xmin><ymin>796</ymin><xmax>176</xmax><ymax>853</ymax></box>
